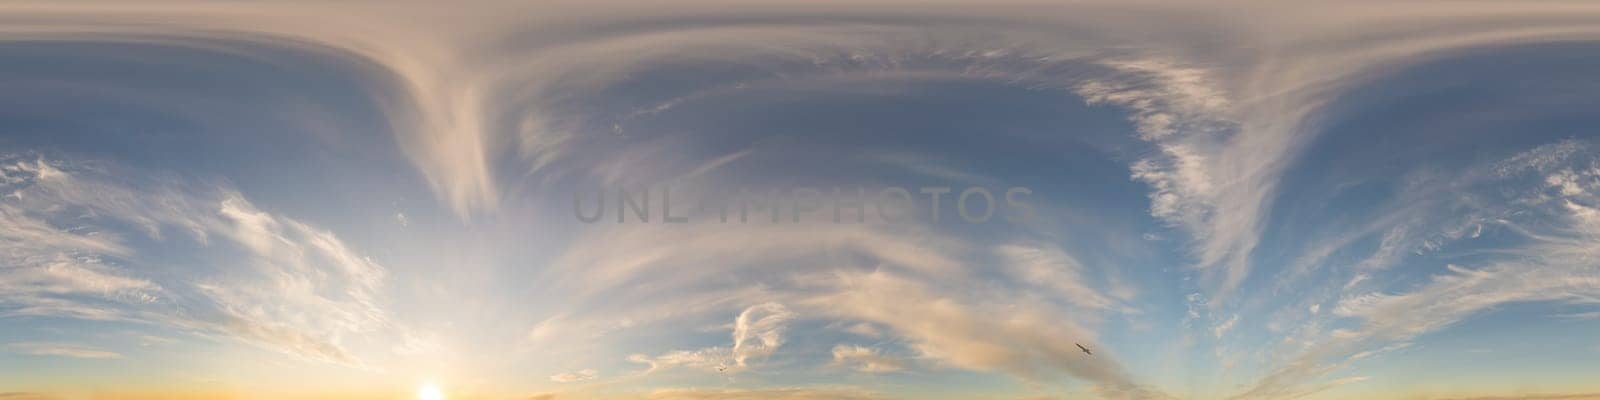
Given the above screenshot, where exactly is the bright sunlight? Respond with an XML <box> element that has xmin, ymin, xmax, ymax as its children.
<box><xmin>418</xmin><ymin>382</ymin><xmax>444</xmax><ymax>400</ymax></box>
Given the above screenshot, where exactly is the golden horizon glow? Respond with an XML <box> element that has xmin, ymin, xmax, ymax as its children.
<box><xmin>418</xmin><ymin>382</ymin><xmax>444</xmax><ymax>400</ymax></box>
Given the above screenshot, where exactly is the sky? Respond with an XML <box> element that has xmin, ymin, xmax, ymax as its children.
<box><xmin>3</xmin><ymin>1</ymin><xmax>1600</xmax><ymax>399</ymax></box>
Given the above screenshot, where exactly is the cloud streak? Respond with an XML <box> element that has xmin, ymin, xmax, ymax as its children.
<box><xmin>5</xmin><ymin>342</ymin><xmax>122</xmax><ymax>359</ymax></box>
<box><xmin>0</xmin><ymin>155</ymin><xmax>393</xmax><ymax>368</ymax></box>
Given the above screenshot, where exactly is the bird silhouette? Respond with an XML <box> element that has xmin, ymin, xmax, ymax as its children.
<box><xmin>1075</xmin><ymin>343</ymin><xmax>1093</xmax><ymax>356</ymax></box>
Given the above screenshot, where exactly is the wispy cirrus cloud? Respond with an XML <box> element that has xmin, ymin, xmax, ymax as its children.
<box><xmin>5</xmin><ymin>342</ymin><xmax>122</xmax><ymax>359</ymax></box>
<box><xmin>537</xmin><ymin>194</ymin><xmax>1158</xmax><ymax>396</ymax></box>
<box><xmin>549</xmin><ymin>369</ymin><xmax>599</xmax><ymax>383</ymax></box>
<box><xmin>802</xmin><ymin>270</ymin><xmax>1170</xmax><ymax>400</ymax></box>
<box><xmin>829</xmin><ymin>345</ymin><xmax>905</xmax><ymax>373</ymax></box>
<box><xmin>1235</xmin><ymin>144</ymin><xmax>1600</xmax><ymax>399</ymax></box>
<box><xmin>8</xmin><ymin>2</ymin><xmax>1600</xmax><ymax>399</ymax></box>
<box><xmin>0</xmin><ymin>155</ymin><xmax>393</xmax><ymax>368</ymax></box>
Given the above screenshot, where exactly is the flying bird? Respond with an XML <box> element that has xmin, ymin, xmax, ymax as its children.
<box><xmin>1076</xmin><ymin>343</ymin><xmax>1093</xmax><ymax>356</ymax></box>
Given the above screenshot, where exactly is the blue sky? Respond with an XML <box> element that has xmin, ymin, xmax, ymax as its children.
<box><xmin>3</xmin><ymin>2</ymin><xmax>1600</xmax><ymax>400</ymax></box>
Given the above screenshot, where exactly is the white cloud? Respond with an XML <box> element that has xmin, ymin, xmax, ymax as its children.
<box><xmin>630</xmin><ymin>302</ymin><xmax>795</xmax><ymax>374</ymax></box>
<box><xmin>9</xmin><ymin>2</ymin><xmax>1600</xmax><ymax>397</ymax></box>
<box><xmin>802</xmin><ymin>270</ymin><xmax>1171</xmax><ymax>400</ymax></box>
<box><xmin>629</xmin><ymin>347</ymin><xmax>735</xmax><ymax>373</ymax></box>
<box><xmin>6</xmin><ymin>342</ymin><xmax>122</xmax><ymax>359</ymax></box>
<box><xmin>731</xmin><ymin>302</ymin><xmax>794</xmax><ymax>368</ymax></box>
<box><xmin>0</xmin><ymin>156</ymin><xmax>392</xmax><ymax>368</ymax></box>
<box><xmin>549</xmin><ymin>369</ymin><xmax>599</xmax><ymax>383</ymax></box>
<box><xmin>842</xmin><ymin>322</ymin><xmax>883</xmax><ymax>338</ymax></box>
<box><xmin>1235</xmin><ymin>150</ymin><xmax>1600</xmax><ymax>399</ymax></box>
<box><xmin>996</xmin><ymin>243</ymin><xmax>1127</xmax><ymax>313</ymax></box>
<box><xmin>537</xmin><ymin>200</ymin><xmax>1162</xmax><ymax>395</ymax></box>
<box><xmin>830</xmin><ymin>345</ymin><xmax>905</xmax><ymax>373</ymax></box>
<box><xmin>1212</xmin><ymin>314</ymin><xmax>1239</xmax><ymax>339</ymax></box>
<box><xmin>1556</xmin><ymin>311</ymin><xmax>1600</xmax><ymax>320</ymax></box>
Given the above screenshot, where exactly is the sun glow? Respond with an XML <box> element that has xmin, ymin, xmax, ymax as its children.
<box><xmin>418</xmin><ymin>382</ymin><xmax>444</xmax><ymax>400</ymax></box>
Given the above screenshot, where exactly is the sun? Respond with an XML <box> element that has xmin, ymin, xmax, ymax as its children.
<box><xmin>417</xmin><ymin>382</ymin><xmax>444</xmax><ymax>400</ymax></box>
